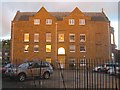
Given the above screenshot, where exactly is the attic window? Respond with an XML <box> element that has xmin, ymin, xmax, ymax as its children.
<box><xmin>69</xmin><ymin>19</ymin><xmax>75</xmax><ymax>25</ymax></box>
<box><xmin>34</xmin><ymin>19</ymin><xmax>40</xmax><ymax>25</ymax></box>
<box><xmin>79</xmin><ymin>19</ymin><xmax>85</xmax><ymax>25</ymax></box>
<box><xmin>46</xmin><ymin>19</ymin><xmax>52</xmax><ymax>25</ymax></box>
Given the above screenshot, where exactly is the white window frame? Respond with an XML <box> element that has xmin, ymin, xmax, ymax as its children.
<box><xmin>34</xmin><ymin>19</ymin><xmax>40</xmax><ymax>25</ymax></box>
<box><xmin>69</xmin><ymin>19</ymin><xmax>75</xmax><ymax>25</ymax></box>
<box><xmin>58</xmin><ymin>34</ymin><xmax>64</xmax><ymax>42</ymax></box>
<box><xmin>24</xmin><ymin>45</ymin><xmax>29</xmax><ymax>52</ymax></box>
<box><xmin>80</xmin><ymin>34</ymin><xmax>86</xmax><ymax>42</ymax></box>
<box><xmin>24</xmin><ymin>33</ymin><xmax>29</xmax><ymax>42</ymax></box>
<box><xmin>34</xmin><ymin>33</ymin><xmax>39</xmax><ymax>42</ymax></box>
<box><xmin>46</xmin><ymin>19</ymin><xmax>52</xmax><ymax>25</ymax></box>
<box><xmin>34</xmin><ymin>45</ymin><xmax>39</xmax><ymax>52</ymax></box>
<box><xmin>80</xmin><ymin>45</ymin><xmax>86</xmax><ymax>52</ymax></box>
<box><xmin>46</xmin><ymin>33</ymin><xmax>51</xmax><ymax>42</ymax></box>
<box><xmin>79</xmin><ymin>19</ymin><xmax>85</xmax><ymax>25</ymax></box>
<box><xmin>80</xmin><ymin>59</ymin><xmax>86</xmax><ymax>66</ymax></box>
<box><xmin>46</xmin><ymin>45</ymin><xmax>51</xmax><ymax>52</ymax></box>
<box><xmin>69</xmin><ymin>45</ymin><xmax>75</xmax><ymax>52</ymax></box>
<box><xmin>69</xmin><ymin>34</ymin><xmax>75</xmax><ymax>42</ymax></box>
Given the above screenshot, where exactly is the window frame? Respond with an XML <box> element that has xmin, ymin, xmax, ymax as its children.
<box><xmin>69</xmin><ymin>34</ymin><xmax>75</xmax><ymax>42</ymax></box>
<box><xmin>69</xmin><ymin>19</ymin><xmax>75</xmax><ymax>25</ymax></box>
<box><xmin>58</xmin><ymin>34</ymin><xmax>64</xmax><ymax>42</ymax></box>
<box><xmin>24</xmin><ymin>33</ymin><xmax>29</xmax><ymax>42</ymax></box>
<box><xmin>34</xmin><ymin>33</ymin><xmax>39</xmax><ymax>42</ymax></box>
<box><xmin>69</xmin><ymin>45</ymin><xmax>76</xmax><ymax>52</ymax></box>
<box><xmin>24</xmin><ymin>45</ymin><xmax>29</xmax><ymax>52</ymax></box>
<box><xmin>34</xmin><ymin>19</ymin><xmax>40</xmax><ymax>25</ymax></box>
<box><xmin>80</xmin><ymin>45</ymin><xmax>86</xmax><ymax>52</ymax></box>
<box><xmin>46</xmin><ymin>33</ymin><xmax>51</xmax><ymax>42</ymax></box>
<box><xmin>79</xmin><ymin>19</ymin><xmax>85</xmax><ymax>25</ymax></box>
<box><xmin>80</xmin><ymin>34</ymin><xmax>86</xmax><ymax>42</ymax></box>
<box><xmin>46</xmin><ymin>19</ymin><xmax>52</xmax><ymax>25</ymax></box>
<box><xmin>46</xmin><ymin>45</ymin><xmax>52</xmax><ymax>52</ymax></box>
<box><xmin>34</xmin><ymin>45</ymin><xmax>39</xmax><ymax>52</ymax></box>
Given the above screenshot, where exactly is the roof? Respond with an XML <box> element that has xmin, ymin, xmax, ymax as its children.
<box><xmin>13</xmin><ymin>11</ymin><xmax>109</xmax><ymax>22</ymax></box>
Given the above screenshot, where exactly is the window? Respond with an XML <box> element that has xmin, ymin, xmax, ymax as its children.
<box><xmin>46</xmin><ymin>19</ymin><xmax>52</xmax><ymax>25</ymax></box>
<box><xmin>34</xmin><ymin>33</ymin><xmax>39</xmax><ymax>42</ymax></box>
<box><xmin>80</xmin><ymin>34</ymin><xmax>86</xmax><ymax>42</ymax></box>
<box><xmin>24</xmin><ymin>33</ymin><xmax>29</xmax><ymax>42</ymax></box>
<box><xmin>58</xmin><ymin>34</ymin><xmax>64</xmax><ymax>42</ymax></box>
<box><xmin>80</xmin><ymin>59</ymin><xmax>86</xmax><ymax>66</ymax></box>
<box><xmin>111</xmin><ymin>33</ymin><xmax>114</xmax><ymax>44</ymax></box>
<box><xmin>69</xmin><ymin>19</ymin><xmax>75</xmax><ymax>25</ymax></box>
<box><xmin>69</xmin><ymin>45</ymin><xmax>75</xmax><ymax>52</ymax></box>
<box><xmin>79</xmin><ymin>19</ymin><xmax>85</xmax><ymax>25</ymax></box>
<box><xmin>34</xmin><ymin>45</ymin><xmax>39</xmax><ymax>52</ymax></box>
<box><xmin>46</xmin><ymin>58</ymin><xmax>51</xmax><ymax>63</ymax></box>
<box><xmin>46</xmin><ymin>45</ymin><xmax>51</xmax><ymax>52</ymax></box>
<box><xmin>34</xmin><ymin>19</ymin><xmax>40</xmax><ymax>25</ymax></box>
<box><xmin>69</xmin><ymin>34</ymin><xmax>75</xmax><ymax>42</ymax></box>
<box><xmin>69</xmin><ymin>58</ymin><xmax>76</xmax><ymax>69</ymax></box>
<box><xmin>80</xmin><ymin>45</ymin><xmax>86</xmax><ymax>52</ymax></box>
<box><xmin>46</xmin><ymin>33</ymin><xmax>51</xmax><ymax>42</ymax></box>
<box><xmin>24</xmin><ymin>45</ymin><xmax>29</xmax><ymax>52</ymax></box>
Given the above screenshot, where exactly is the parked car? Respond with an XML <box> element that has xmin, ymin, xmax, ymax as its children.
<box><xmin>107</xmin><ymin>67</ymin><xmax>120</xmax><ymax>75</ymax></box>
<box><xmin>103</xmin><ymin>62</ymin><xmax>120</xmax><ymax>72</ymax></box>
<box><xmin>1</xmin><ymin>63</ymin><xmax>15</xmax><ymax>77</ymax></box>
<box><xmin>5</xmin><ymin>61</ymin><xmax>53</xmax><ymax>81</ymax></box>
<box><xmin>93</xmin><ymin>65</ymin><xmax>104</xmax><ymax>72</ymax></box>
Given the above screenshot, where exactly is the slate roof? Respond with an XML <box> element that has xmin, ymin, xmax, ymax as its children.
<box><xmin>13</xmin><ymin>11</ymin><xmax>109</xmax><ymax>22</ymax></box>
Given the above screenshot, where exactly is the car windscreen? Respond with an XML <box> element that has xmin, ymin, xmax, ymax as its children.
<box><xmin>18</xmin><ymin>63</ymin><xmax>29</xmax><ymax>68</ymax></box>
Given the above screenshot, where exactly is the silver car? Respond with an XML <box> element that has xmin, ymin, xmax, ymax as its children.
<box><xmin>5</xmin><ymin>61</ymin><xmax>53</xmax><ymax>81</ymax></box>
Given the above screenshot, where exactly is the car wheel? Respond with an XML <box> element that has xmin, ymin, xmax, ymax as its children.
<box><xmin>43</xmin><ymin>72</ymin><xmax>50</xmax><ymax>79</ymax></box>
<box><xmin>18</xmin><ymin>73</ymin><xmax>26</xmax><ymax>82</ymax></box>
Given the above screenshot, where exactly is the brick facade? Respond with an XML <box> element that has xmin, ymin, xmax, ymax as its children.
<box><xmin>10</xmin><ymin>7</ymin><xmax>115</xmax><ymax>68</ymax></box>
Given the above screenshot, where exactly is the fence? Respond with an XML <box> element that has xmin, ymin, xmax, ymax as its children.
<box><xmin>2</xmin><ymin>59</ymin><xmax>120</xmax><ymax>89</ymax></box>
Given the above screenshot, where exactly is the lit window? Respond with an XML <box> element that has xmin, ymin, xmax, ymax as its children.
<box><xmin>34</xmin><ymin>33</ymin><xmax>39</xmax><ymax>42</ymax></box>
<box><xmin>58</xmin><ymin>34</ymin><xmax>64</xmax><ymax>42</ymax></box>
<box><xmin>80</xmin><ymin>45</ymin><xmax>86</xmax><ymax>52</ymax></box>
<box><xmin>80</xmin><ymin>34</ymin><xmax>86</xmax><ymax>42</ymax></box>
<box><xmin>111</xmin><ymin>33</ymin><xmax>114</xmax><ymax>44</ymax></box>
<box><xmin>46</xmin><ymin>45</ymin><xmax>51</xmax><ymax>52</ymax></box>
<box><xmin>46</xmin><ymin>19</ymin><xmax>52</xmax><ymax>25</ymax></box>
<box><xmin>34</xmin><ymin>19</ymin><xmax>40</xmax><ymax>25</ymax></box>
<box><xmin>24</xmin><ymin>33</ymin><xmax>29</xmax><ymax>42</ymax></box>
<box><xmin>46</xmin><ymin>33</ymin><xmax>51</xmax><ymax>42</ymax></box>
<box><xmin>46</xmin><ymin>58</ymin><xmax>51</xmax><ymax>63</ymax></box>
<box><xmin>58</xmin><ymin>47</ymin><xmax>65</xmax><ymax>55</ymax></box>
<box><xmin>34</xmin><ymin>45</ymin><xmax>39</xmax><ymax>52</ymax></box>
<box><xmin>69</xmin><ymin>45</ymin><xmax>75</xmax><ymax>52</ymax></box>
<box><xmin>69</xmin><ymin>19</ymin><xmax>75</xmax><ymax>25</ymax></box>
<box><xmin>24</xmin><ymin>45</ymin><xmax>29</xmax><ymax>52</ymax></box>
<box><xmin>80</xmin><ymin>59</ymin><xmax>86</xmax><ymax>66</ymax></box>
<box><xmin>69</xmin><ymin>34</ymin><xmax>75</xmax><ymax>42</ymax></box>
<box><xmin>79</xmin><ymin>19</ymin><xmax>85</xmax><ymax>25</ymax></box>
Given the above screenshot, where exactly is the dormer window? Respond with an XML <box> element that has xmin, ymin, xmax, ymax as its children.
<box><xmin>34</xmin><ymin>19</ymin><xmax>40</xmax><ymax>25</ymax></box>
<box><xmin>46</xmin><ymin>19</ymin><xmax>52</xmax><ymax>25</ymax></box>
<box><xmin>79</xmin><ymin>19</ymin><xmax>85</xmax><ymax>25</ymax></box>
<box><xmin>69</xmin><ymin>19</ymin><xmax>75</xmax><ymax>25</ymax></box>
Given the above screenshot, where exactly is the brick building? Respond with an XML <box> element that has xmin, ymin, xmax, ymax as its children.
<box><xmin>10</xmin><ymin>7</ymin><xmax>115</xmax><ymax>68</ymax></box>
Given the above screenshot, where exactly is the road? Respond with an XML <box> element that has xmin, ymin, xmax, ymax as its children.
<box><xmin>1</xmin><ymin>69</ymin><xmax>119</xmax><ymax>89</ymax></box>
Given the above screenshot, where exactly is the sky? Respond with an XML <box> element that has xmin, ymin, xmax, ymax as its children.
<box><xmin>0</xmin><ymin>0</ymin><xmax>119</xmax><ymax>49</ymax></box>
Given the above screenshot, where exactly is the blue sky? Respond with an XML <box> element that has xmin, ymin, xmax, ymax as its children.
<box><xmin>0</xmin><ymin>1</ymin><xmax>119</xmax><ymax>49</ymax></box>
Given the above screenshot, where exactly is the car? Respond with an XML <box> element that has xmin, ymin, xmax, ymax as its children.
<box><xmin>93</xmin><ymin>65</ymin><xmax>104</xmax><ymax>72</ymax></box>
<box><xmin>1</xmin><ymin>63</ymin><xmax>15</xmax><ymax>77</ymax></box>
<box><xmin>103</xmin><ymin>62</ymin><xmax>120</xmax><ymax>73</ymax></box>
<box><xmin>5</xmin><ymin>61</ymin><xmax>53</xmax><ymax>82</ymax></box>
<box><xmin>107</xmin><ymin>67</ymin><xmax>120</xmax><ymax>75</ymax></box>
